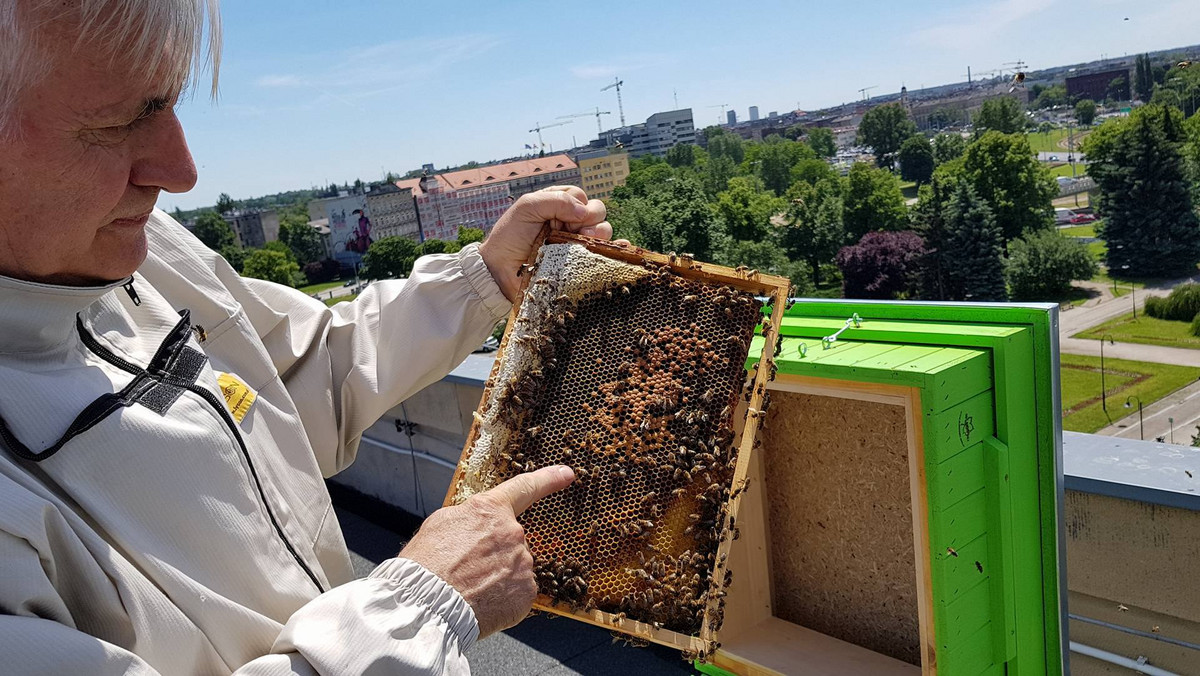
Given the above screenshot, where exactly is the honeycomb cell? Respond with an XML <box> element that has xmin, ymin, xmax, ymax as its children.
<box><xmin>454</xmin><ymin>243</ymin><xmax>765</xmax><ymax>636</ymax></box>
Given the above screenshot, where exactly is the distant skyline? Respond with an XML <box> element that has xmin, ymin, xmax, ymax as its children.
<box><xmin>160</xmin><ymin>0</ymin><xmax>1200</xmax><ymax>212</ymax></box>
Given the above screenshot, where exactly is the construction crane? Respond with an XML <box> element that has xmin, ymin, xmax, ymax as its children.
<box><xmin>529</xmin><ymin>119</ymin><xmax>573</xmax><ymax>149</ymax></box>
<box><xmin>601</xmin><ymin>77</ymin><xmax>626</xmax><ymax>126</ymax></box>
<box><xmin>858</xmin><ymin>85</ymin><xmax>878</xmax><ymax>102</ymax></box>
<box><xmin>557</xmin><ymin>107</ymin><xmax>612</xmax><ymax>135</ymax></box>
<box><xmin>707</xmin><ymin>103</ymin><xmax>730</xmax><ymax>124</ymax></box>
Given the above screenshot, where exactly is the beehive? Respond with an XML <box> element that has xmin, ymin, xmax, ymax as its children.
<box><xmin>697</xmin><ymin>301</ymin><xmax>1066</xmax><ymax>676</ymax></box>
<box><xmin>446</xmin><ymin>231</ymin><xmax>789</xmax><ymax>655</ymax></box>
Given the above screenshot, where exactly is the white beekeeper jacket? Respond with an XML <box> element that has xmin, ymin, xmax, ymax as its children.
<box><xmin>0</xmin><ymin>210</ymin><xmax>511</xmax><ymax>674</ymax></box>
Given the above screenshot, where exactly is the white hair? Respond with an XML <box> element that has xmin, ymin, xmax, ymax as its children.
<box><xmin>0</xmin><ymin>0</ymin><xmax>221</xmax><ymax>134</ymax></box>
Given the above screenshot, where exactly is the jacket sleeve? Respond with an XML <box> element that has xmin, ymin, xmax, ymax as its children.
<box><xmin>2</xmin><ymin>531</ymin><xmax>477</xmax><ymax>676</ymax></box>
<box><xmin>228</xmin><ymin>244</ymin><xmax>510</xmax><ymax>477</ymax></box>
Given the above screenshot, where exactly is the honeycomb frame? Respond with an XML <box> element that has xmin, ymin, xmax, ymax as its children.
<box><xmin>444</xmin><ymin>230</ymin><xmax>789</xmax><ymax>658</ymax></box>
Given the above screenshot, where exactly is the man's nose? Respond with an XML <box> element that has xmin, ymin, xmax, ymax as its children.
<box><xmin>130</xmin><ymin>110</ymin><xmax>198</xmax><ymax>194</ymax></box>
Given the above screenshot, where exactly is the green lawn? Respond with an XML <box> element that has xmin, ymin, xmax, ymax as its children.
<box><xmin>1075</xmin><ymin>312</ymin><xmax>1200</xmax><ymax>350</ymax></box>
<box><xmin>1046</xmin><ymin>163</ymin><xmax>1085</xmax><ymax>179</ymax></box>
<box><xmin>1060</xmin><ymin>353</ymin><xmax>1200</xmax><ymax>433</ymax></box>
<box><xmin>1060</xmin><ymin>224</ymin><xmax>1096</xmax><ymax>238</ymax></box>
<box><xmin>299</xmin><ymin>279</ymin><xmax>345</xmax><ymax>296</ymax></box>
<box><xmin>1090</xmin><ymin>268</ymin><xmax>1147</xmax><ymax>298</ymax></box>
<box><xmin>323</xmin><ymin>293</ymin><xmax>358</xmax><ymax>307</ymax></box>
<box><xmin>1027</xmin><ymin>129</ymin><xmax>1071</xmax><ymax>153</ymax></box>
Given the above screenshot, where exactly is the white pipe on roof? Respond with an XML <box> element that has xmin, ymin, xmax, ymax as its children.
<box><xmin>1070</xmin><ymin>641</ymin><xmax>1180</xmax><ymax>676</ymax></box>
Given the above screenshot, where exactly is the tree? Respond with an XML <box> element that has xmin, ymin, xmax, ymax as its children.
<box><xmin>857</xmin><ymin>103</ymin><xmax>917</xmax><ymax>168</ymax></box>
<box><xmin>457</xmin><ymin>227</ymin><xmax>486</xmax><ymax>246</ymax></box>
<box><xmin>751</xmin><ymin>136</ymin><xmax>814</xmax><ymax>195</ymax></box>
<box><xmin>706</xmin><ymin>132</ymin><xmax>745</xmax><ymax>166</ymax></box>
<box><xmin>415</xmin><ymin>239</ymin><xmax>449</xmax><ymax>256</ymax></box>
<box><xmin>1075</xmin><ymin>99</ymin><xmax>1097</xmax><ymax>126</ymax></box>
<box><xmin>953</xmin><ymin>131</ymin><xmax>1056</xmax><ymax>242</ymax></box>
<box><xmin>789</xmin><ymin>158</ymin><xmax>838</xmax><ymax>188</ymax></box>
<box><xmin>193</xmin><ymin>211</ymin><xmax>236</xmax><ymax>251</ymax></box>
<box><xmin>220</xmin><ymin>245</ymin><xmax>247</xmax><ymax>273</ymax></box>
<box><xmin>362</xmin><ymin>236</ymin><xmax>418</xmax><ymax>279</ymax></box>
<box><xmin>842</xmin><ymin>162</ymin><xmax>908</xmax><ymax>243</ymax></box>
<box><xmin>941</xmin><ymin>180</ymin><xmax>1007</xmax><ymax>301</ymax></box>
<box><xmin>1134</xmin><ymin>54</ymin><xmax>1154</xmax><ymax>101</ymax></box>
<box><xmin>215</xmin><ymin>193</ymin><xmax>237</xmax><ymax>215</ymax></box>
<box><xmin>1005</xmin><ymin>230</ymin><xmax>1097</xmax><ymax>301</ymax></box>
<box><xmin>279</xmin><ymin>214</ymin><xmax>324</xmax><ymax>265</ymax></box>
<box><xmin>665</xmin><ymin>143</ymin><xmax>697</xmax><ymax>168</ymax></box>
<box><xmin>1105</xmin><ymin>76</ymin><xmax>1129</xmax><ymax>104</ymax></box>
<box><xmin>931</xmin><ymin>133</ymin><xmax>967</xmax><ymax>165</ymax></box>
<box><xmin>836</xmin><ymin>231</ymin><xmax>926</xmax><ymax>300</ymax></box>
<box><xmin>973</xmin><ymin>96</ymin><xmax>1026</xmax><ymax>135</ymax></box>
<box><xmin>302</xmin><ymin>258</ymin><xmax>340</xmax><ymax>285</ymax></box>
<box><xmin>1184</xmin><ymin>113</ymin><xmax>1200</xmax><ymax>201</ymax></box>
<box><xmin>806</xmin><ymin>128</ymin><xmax>837</xmax><ymax>158</ymax></box>
<box><xmin>781</xmin><ymin>179</ymin><xmax>845</xmax><ymax>286</ymax></box>
<box><xmin>1156</xmin><ymin>64</ymin><xmax>1200</xmax><ymax>118</ymax></box>
<box><xmin>713</xmin><ymin>177</ymin><xmax>784</xmax><ymax>242</ymax></box>
<box><xmin>242</xmin><ymin>249</ymin><xmax>300</xmax><ymax>287</ymax></box>
<box><xmin>1030</xmin><ymin>84</ymin><xmax>1068</xmax><ymax>110</ymax></box>
<box><xmin>702</xmin><ymin>154</ymin><xmax>737</xmax><ymax>197</ymax></box>
<box><xmin>898</xmin><ymin>135</ymin><xmax>935</xmax><ymax>184</ymax></box>
<box><xmin>610</xmin><ymin>176</ymin><xmax>721</xmax><ymax>261</ymax></box>
<box><xmin>1084</xmin><ymin>105</ymin><xmax>1200</xmax><ymax>277</ymax></box>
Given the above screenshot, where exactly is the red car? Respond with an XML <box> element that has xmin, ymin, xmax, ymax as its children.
<box><xmin>1069</xmin><ymin>213</ymin><xmax>1097</xmax><ymax>224</ymax></box>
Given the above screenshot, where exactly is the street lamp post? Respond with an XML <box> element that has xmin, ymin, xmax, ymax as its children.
<box><xmin>1100</xmin><ymin>334</ymin><xmax>1115</xmax><ymax>412</ymax></box>
<box><xmin>1125</xmin><ymin>395</ymin><xmax>1145</xmax><ymax>440</ymax></box>
<box><xmin>1169</xmin><ymin>417</ymin><xmax>1175</xmax><ymax>445</ymax></box>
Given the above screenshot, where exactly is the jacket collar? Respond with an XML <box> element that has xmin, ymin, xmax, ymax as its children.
<box><xmin>0</xmin><ymin>272</ymin><xmax>129</xmax><ymax>353</ymax></box>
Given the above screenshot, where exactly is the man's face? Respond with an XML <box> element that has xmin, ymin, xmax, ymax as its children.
<box><xmin>0</xmin><ymin>42</ymin><xmax>198</xmax><ymax>285</ymax></box>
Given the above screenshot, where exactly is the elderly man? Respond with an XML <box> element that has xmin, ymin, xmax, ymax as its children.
<box><xmin>0</xmin><ymin>1</ymin><xmax>612</xmax><ymax>673</ymax></box>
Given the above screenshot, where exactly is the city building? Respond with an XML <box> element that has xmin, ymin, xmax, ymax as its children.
<box><xmin>394</xmin><ymin>174</ymin><xmax>464</xmax><ymax>242</ymax></box>
<box><xmin>454</xmin><ymin>183</ymin><xmax>512</xmax><ymax>233</ymax></box>
<box><xmin>306</xmin><ymin>218</ymin><xmax>332</xmax><ymax>259</ymax></box>
<box><xmin>726</xmin><ymin>109</ymin><xmax>737</xmax><ymax>126</ymax></box>
<box><xmin>575</xmin><ymin>148</ymin><xmax>630</xmax><ymax>200</ymax></box>
<box><xmin>1066</xmin><ymin>68</ymin><xmax>1131</xmax><ymax>102</ymax></box>
<box><xmin>223</xmin><ymin>208</ymin><xmax>278</xmax><ymax>249</ymax></box>
<box><xmin>363</xmin><ymin>183</ymin><xmax>419</xmax><ymax>240</ymax></box>
<box><xmin>833</xmin><ymin>126</ymin><xmax>859</xmax><ymax>150</ymax></box>
<box><xmin>749</xmin><ymin>106</ymin><xmax>759</xmax><ymax>121</ymax></box>
<box><xmin>623</xmin><ymin>109</ymin><xmax>696</xmax><ymax>158</ymax></box>
<box><xmin>319</xmin><ymin>194</ymin><xmax>372</xmax><ymax>270</ymax></box>
<box><xmin>439</xmin><ymin>155</ymin><xmax>581</xmax><ymax>201</ymax></box>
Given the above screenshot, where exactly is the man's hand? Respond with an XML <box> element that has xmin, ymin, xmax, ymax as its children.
<box><xmin>399</xmin><ymin>465</ymin><xmax>576</xmax><ymax>638</ymax></box>
<box><xmin>479</xmin><ymin>186</ymin><xmax>621</xmax><ymax>303</ymax></box>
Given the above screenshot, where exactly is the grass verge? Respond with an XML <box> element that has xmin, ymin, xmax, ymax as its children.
<box><xmin>1061</xmin><ymin>353</ymin><xmax>1200</xmax><ymax>433</ymax></box>
<box><xmin>1075</xmin><ymin>312</ymin><xmax>1200</xmax><ymax>350</ymax></box>
<box><xmin>324</xmin><ymin>293</ymin><xmax>358</xmax><ymax>307</ymax></box>
<box><xmin>299</xmin><ymin>279</ymin><xmax>346</xmax><ymax>296</ymax></box>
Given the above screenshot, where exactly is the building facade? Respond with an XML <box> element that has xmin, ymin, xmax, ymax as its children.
<box><xmin>726</xmin><ymin>109</ymin><xmax>737</xmax><ymax>126</ymax></box>
<box><xmin>749</xmin><ymin>106</ymin><xmax>759</xmax><ymax>121</ymax></box>
<box><xmin>575</xmin><ymin>148</ymin><xmax>630</xmax><ymax>200</ymax></box>
<box><xmin>223</xmin><ymin>209</ymin><xmax>278</xmax><ymax>249</ymax></box>
<box><xmin>624</xmin><ymin>109</ymin><xmax>695</xmax><ymax>158</ymax></box>
<box><xmin>364</xmin><ymin>183</ymin><xmax>420</xmax><ymax>240</ymax></box>
<box><xmin>1066</xmin><ymin>68</ymin><xmax>1131</xmax><ymax>102</ymax></box>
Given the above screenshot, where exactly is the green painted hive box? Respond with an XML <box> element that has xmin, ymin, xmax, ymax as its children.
<box><xmin>700</xmin><ymin>300</ymin><xmax>1065</xmax><ymax>676</ymax></box>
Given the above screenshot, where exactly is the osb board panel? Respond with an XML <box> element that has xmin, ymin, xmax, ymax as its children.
<box><xmin>1065</xmin><ymin>490</ymin><xmax>1200</xmax><ymax>624</ymax></box>
<box><xmin>759</xmin><ymin>389</ymin><xmax>921</xmax><ymax>665</ymax></box>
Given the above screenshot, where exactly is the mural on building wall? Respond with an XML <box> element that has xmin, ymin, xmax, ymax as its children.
<box><xmin>325</xmin><ymin>194</ymin><xmax>369</xmax><ymax>269</ymax></box>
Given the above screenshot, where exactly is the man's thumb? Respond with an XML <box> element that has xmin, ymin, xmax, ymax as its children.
<box><xmin>488</xmin><ymin>465</ymin><xmax>576</xmax><ymax>515</ymax></box>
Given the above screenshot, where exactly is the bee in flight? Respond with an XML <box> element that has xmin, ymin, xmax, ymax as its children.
<box><xmin>1008</xmin><ymin>71</ymin><xmax>1026</xmax><ymax>93</ymax></box>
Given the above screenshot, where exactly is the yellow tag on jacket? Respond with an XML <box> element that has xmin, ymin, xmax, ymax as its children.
<box><xmin>217</xmin><ymin>372</ymin><xmax>257</xmax><ymax>423</ymax></box>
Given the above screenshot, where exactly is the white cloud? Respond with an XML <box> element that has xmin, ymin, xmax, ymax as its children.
<box><xmin>911</xmin><ymin>0</ymin><xmax>1059</xmax><ymax>51</ymax></box>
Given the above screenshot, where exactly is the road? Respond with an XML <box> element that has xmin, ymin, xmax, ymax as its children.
<box><xmin>1097</xmin><ymin>379</ymin><xmax>1200</xmax><ymax>444</ymax></box>
<box><xmin>1037</xmin><ymin>151</ymin><xmax>1086</xmax><ymax>163</ymax></box>
<box><xmin>1060</xmin><ymin>274</ymin><xmax>1200</xmax><ymax>445</ymax></box>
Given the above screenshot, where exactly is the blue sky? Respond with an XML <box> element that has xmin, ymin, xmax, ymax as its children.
<box><xmin>161</xmin><ymin>0</ymin><xmax>1200</xmax><ymax>211</ymax></box>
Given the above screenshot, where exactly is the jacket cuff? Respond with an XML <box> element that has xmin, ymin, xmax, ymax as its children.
<box><xmin>369</xmin><ymin>557</ymin><xmax>480</xmax><ymax>652</ymax></box>
<box><xmin>456</xmin><ymin>243</ymin><xmax>511</xmax><ymax>322</ymax></box>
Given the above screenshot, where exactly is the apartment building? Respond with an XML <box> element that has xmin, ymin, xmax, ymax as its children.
<box><xmin>575</xmin><ymin>148</ymin><xmax>630</xmax><ymax>200</ymax></box>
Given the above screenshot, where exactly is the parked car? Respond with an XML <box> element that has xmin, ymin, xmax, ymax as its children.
<box><xmin>1054</xmin><ymin>208</ymin><xmax>1076</xmax><ymax>224</ymax></box>
<box><xmin>1069</xmin><ymin>213</ymin><xmax>1097</xmax><ymax>225</ymax></box>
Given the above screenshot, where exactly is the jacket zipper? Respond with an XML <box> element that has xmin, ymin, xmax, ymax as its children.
<box><xmin>76</xmin><ymin>321</ymin><xmax>326</xmax><ymax>594</ymax></box>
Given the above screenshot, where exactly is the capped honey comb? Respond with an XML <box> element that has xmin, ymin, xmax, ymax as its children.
<box><xmin>447</xmin><ymin>232</ymin><xmax>787</xmax><ymax>656</ymax></box>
